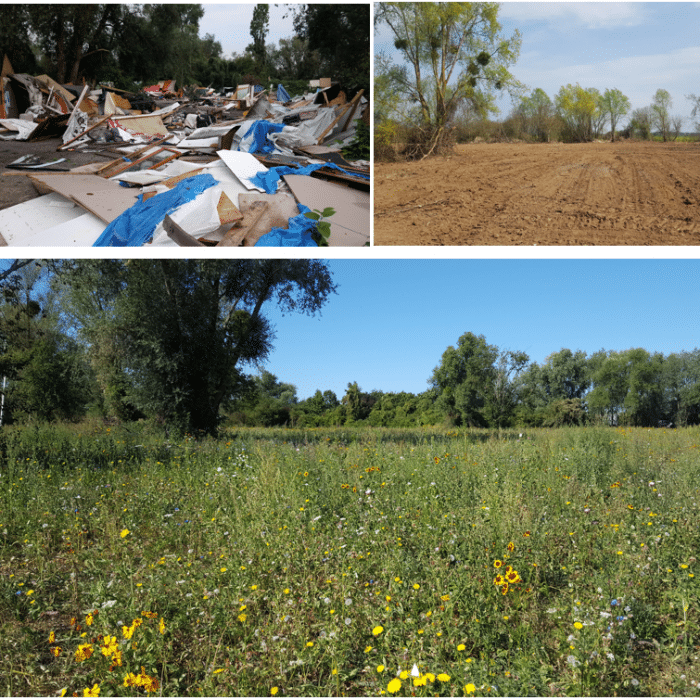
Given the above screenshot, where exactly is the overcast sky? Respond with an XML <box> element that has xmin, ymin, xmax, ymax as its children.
<box><xmin>375</xmin><ymin>2</ymin><xmax>700</xmax><ymax>126</ymax></box>
<box><xmin>261</xmin><ymin>259</ymin><xmax>700</xmax><ymax>400</ymax></box>
<box><xmin>199</xmin><ymin>4</ymin><xmax>299</xmax><ymax>59</ymax></box>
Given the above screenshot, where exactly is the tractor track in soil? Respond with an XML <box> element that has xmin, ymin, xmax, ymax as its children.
<box><xmin>374</xmin><ymin>141</ymin><xmax>700</xmax><ymax>246</ymax></box>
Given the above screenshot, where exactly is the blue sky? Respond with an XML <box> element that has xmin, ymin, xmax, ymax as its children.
<box><xmin>259</xmin><ymin>259</ymin><xmax>700</xmax><ymax>400</ymax></box>
<box><xmin>375</xmin><ymin>2</ymin><xmax>700</xmax><ymax>126</ymax></box>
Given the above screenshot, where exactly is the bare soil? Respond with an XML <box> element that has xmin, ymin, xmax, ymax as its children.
<box><xmin>0</xmin><ymin>137</ymin><xmax>120</xmax><ymax>212</ymax></box>
<box><xmin>374</xmin><ymin>141</ymin><xmax>700</xmax><ymax>245</ymax></box>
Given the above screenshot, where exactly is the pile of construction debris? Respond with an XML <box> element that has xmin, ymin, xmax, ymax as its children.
<box><xmin>0</xmin><ymin>57</ymin><xmax>370</xmax><ymax>247</ymax></box>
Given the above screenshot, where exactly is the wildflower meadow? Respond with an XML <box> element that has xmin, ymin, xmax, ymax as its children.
<box><xmin>1</xmin><ymin>422</ymin><xmax>700</xmax><ymax>696</ymax></box>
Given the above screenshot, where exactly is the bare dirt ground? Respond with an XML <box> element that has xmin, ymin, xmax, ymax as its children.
<box><xmin>0</xmin><ymin>137</ymin><xmax>117</xmax><ymax>212</ymax></box>
<box><xmin>374</xmin><ymin>141</ymin><xmax>700</xmax><ymax>245</ymax></box>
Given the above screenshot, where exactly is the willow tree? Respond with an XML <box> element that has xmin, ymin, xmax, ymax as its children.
<box><xmin>376</xmin><ymin>2</ymin><xmax>522</xmax><ymax>158</ymax></box>
<box><xmin>56</xmin><ymin>260</ymin><xmax>336</xmax><ymax>436</ymax></box>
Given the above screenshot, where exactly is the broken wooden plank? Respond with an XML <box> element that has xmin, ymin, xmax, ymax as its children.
<box><xmin>218</xmin><ymin>200</ymin><xmax>268</xmax><ymax>247</ymax></box>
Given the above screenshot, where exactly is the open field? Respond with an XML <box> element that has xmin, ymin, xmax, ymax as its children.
<box><xmin>374</xmin><ymin>141</ymin><xmax>700</xmax><ymax>245</ymax></box>
<box><xmin>2</xmin><ymin>423</ymin><xmax>700</xmax><ymax>696</ymax></box>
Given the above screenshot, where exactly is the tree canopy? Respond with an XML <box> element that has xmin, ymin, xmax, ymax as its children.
<box><xmin>376</xmin><ymin>2</ymin><xmax>522</xmax><ymax>157</ymax></box>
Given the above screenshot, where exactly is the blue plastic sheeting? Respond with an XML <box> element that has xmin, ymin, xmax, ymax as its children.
<box><xmin>254</xmin><ymin>84</ymin><xmax>265</xmax><ymax>93</ymax></box>
<box><xmin>93</xmin><ymin>173</ymin><xmax>218</xmax><ymax>247</ymax></box>
<box><xmin>238</xmin><ymin>120</ymin><xmax>285</xmax><ymax>154</ymax></box>
<box><xmin>276</xmin><ymin>83</ymin><xmax>291</xmax><ymax>103</ymax></box>
<box><xmin>255</xmin><ymin>204</ymin><xmax>318</xmax><ymax>247</ymax></box>
<box><xmin>251</xmin><ymin>162</ymin><xmax>370</xmax><ymax>194</ymax></box>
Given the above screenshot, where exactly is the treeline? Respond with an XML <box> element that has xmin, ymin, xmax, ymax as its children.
<box><xmin>0</xmin><ymin>4</ymin><xmax>369</xmax><ymax>97</ymax></box>
<box><xmin>410</xmin><ymin>85</ymin><xmax>697</xmax><ymax>149</ymax></box>
<box><xmin>2</xmin><ymin>264</ymin><xmax>698</xmax><ymax>433</ymax></box>
<box><xmin>208</xmin><ymin>334</ymin><xmax>700</xmax><ymax>430</ymax></box>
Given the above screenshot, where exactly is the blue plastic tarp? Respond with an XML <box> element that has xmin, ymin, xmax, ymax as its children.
<box><xmin>254</xmin><ymin>204</ymin><xmax>318</xmax><ymax>247</ymax></box>
<box><xmin>251</xmin><ymin>162</ymin><xmax>370</xmax><ymax>194</ymax></box>
<box><xmin>93</xmin><ymin>173</ymin><xmax>218</xmax><ymax>247</ymax></box>
<box><xmin>276</xmin><ymin>83</ymin><xmax>291</xmax><ymax>103</ymax></box>
<box><xmin>238</xmin><ymin>120</ymin><xmax>286</xmax><ymax>154</ymax></box>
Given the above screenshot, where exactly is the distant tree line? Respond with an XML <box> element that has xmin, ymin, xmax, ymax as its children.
<box><xmin>0</xmin><ymin>3</ymin><xmax>369</xmax><ymax>97</ymax></box>
<box><xmin>2</xmin><ymin>265</ymin><xmax>698</xmax><ymax>433</ymax></box>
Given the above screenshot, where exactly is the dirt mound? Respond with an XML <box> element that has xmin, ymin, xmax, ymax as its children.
<box><xmin>374</xmin><ymin>141</ymin><xmax>700</xmax><ymax>245</ymax></box>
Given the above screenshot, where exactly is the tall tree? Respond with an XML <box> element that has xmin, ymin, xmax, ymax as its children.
<box><xmin>429</xmin><ymin>332</ymin><xmax>499</xmax><ymax>427</ymax></box>
<box><xmin>555</xmin><ymin>83</ymin><xmax>599</xmax><ymax>142</ymax></box>
<box><xmin>249</xmin><ymin>4</ymin><xmax>269</xmax><ymax>69</ymax></box>
<box><xmin>57</xmin><ymin>260</ymin><xmax>336</xmax><ymax>436</ymax></box>
<box><xmin>515</xmin><ymin>88</ymin><xmax>556</xmax><ymax>142</ymax></box>
<box><xmin>377</xmin><ymin>2</ymin><xmax>521</xmax><ymax>157</ymax></box>
<box><xmin>651</xmin><ymin>88</ymin><xmax>673</xmax><ymax>141</ymax></box>
<box><xmin>293</xmin><ymin>4</ymin><xmax>370</xmax><ymax>95</ymax></box>
<box><xmin>600</xmin><ymin>88</ymin><xmax>631</xmax><ymax>142</ymax></box>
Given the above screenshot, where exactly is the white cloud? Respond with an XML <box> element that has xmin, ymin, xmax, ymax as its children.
<box><xmin>499</xmin><ymin>2</ymin><xmax>649</xmax><ymax>29</ymax></box>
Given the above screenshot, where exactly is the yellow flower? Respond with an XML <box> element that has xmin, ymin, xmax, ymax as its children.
<box><xmin>574</xmin><ymin>622</ymin><xmax>583</xmax><ymax>630</ymax></box>
<box><xmin>271</xmin><ymin>687</ymin><xmax>279</xmax><ymax>696</ymax></box>
<box><xmin>82</xmin><ymin>683</ymin><xmax>100</xmax><ymax>697</ymax></box>
<box><xmin>74</xmin><ymin>643</ymin><xmax>94</xmax><ymax>663</ymax></box>
<box><xmin>387</xmin><ymin>678</ymin><xmax>402</xmax><ymax>693</ymax></box>
<box><xmin>238</xmin><ymin>613</ymin><xmax>247</xmax><ymax>623</ymax></box>
<box><xmin>49</xmin><ymin>631</ymin><xmax>55</xmax><ymax>644</ymax></box>
<box><xmin>373</xmin><ymin>625</ymin><xmax>384</xmax><ymax>636</ymax></box>
<box><xmin>457</xmin><ymin>644</ymin><xmax>466</xmax><ymax>651</ymax></box>
<box><xmin>50</xmin><ymin>646</ymin><xmax>61</xmax><ymax>657</ymax></box>
<box><xmin>413</xmin><ymin>584</ymin><xmax>420</xmax><ymax>590</ymax></box>
<box><xmin>85</xmin><ymin>613</ymin><xmax>94</xmax><ymax>627</ymax></box>
<box><xmin>399</xmin><ymin>670</ymin><xmax>409</xmax><ymax>680</ymax></box>
<box><xmin>494</xmin><ymin>559</ymin><xmax>503</xmax><ymax>568</ymax></box>
<box><xmin>331</xmin><ymin>668</ymin><xmax>338</xmax><ymax>675</ymax></box>
<box><xmin>159</xmin><ymin>618</ymin><xmax>166</xmax><ymax>635</ymax></box>
<box><xmin>306</xmin><ymin>641</ymin><xmax>314</xmax><ymax>647</ymax></box>
<box><xmin>438</xmin><ymin>673</ymin><xmax>450</xmax><ymax>682</ymax></box>
<box><xmin>377</xmin><ymin>665</ymin><xmax>385</xmax><ymax>673</ymax></box>
<box><xmin>413</xmin><ymin>675</ymin><xmax>427</xmax><ymax>687</ymax></box>
<box><xmin>120</xmin><ymin>529</ymin><xmax>129</xmax><ymax>538</ymax></box>
<box><xmin>465</xmin><ymin>682</ymin><xmax>476</xmax><ymax>694</ymax></box>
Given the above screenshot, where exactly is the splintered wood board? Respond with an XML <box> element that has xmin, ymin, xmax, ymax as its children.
<box><xmin>28</xmin><ymin>174</ymin><xmax>140</xmax><ymax>223</ymax></box>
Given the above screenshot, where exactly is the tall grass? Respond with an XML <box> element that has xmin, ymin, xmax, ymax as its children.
<box><xmin>1</xmin><ymin>423</ymin><xmax>699</xmax><ymax>696</ymax></box>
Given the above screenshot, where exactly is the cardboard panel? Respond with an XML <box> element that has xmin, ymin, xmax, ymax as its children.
<box><xmin>282</xmin><ymin>174</ymin><xmax>369</xmax><ymax>247</ymax></box>
<box><xmin>28</xmin><ymin>173</ymin><xmax>140</xmax><ymax>223</ymax></box>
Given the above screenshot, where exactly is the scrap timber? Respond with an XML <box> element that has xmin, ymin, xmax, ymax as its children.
<box><xmin>0</xmin><ymin>67</ymin><xmax>370</xmax><ymax>247</ymax></box>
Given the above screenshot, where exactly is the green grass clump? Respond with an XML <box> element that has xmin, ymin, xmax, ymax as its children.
<box><xmin>1</xmin><ymin>423</ymin><xmax>700</xmax><ymax>695</ymax></box>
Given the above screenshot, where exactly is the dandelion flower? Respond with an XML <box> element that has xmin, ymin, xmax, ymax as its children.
<box><xmin>271</xmin><ymin>688</ymin><xmax>279</xmax><ymax>696</ymax></box>
<box><xmin>387</xmin><ymin>678</ymin><xmax>402</xmax><ymax>694</ymax></box>
<box><xmin>574</xmin><ymin>622</ymin><xmax>583</xmax><ymax>630</ymax></box>
<box><xmin>159</xmin><ymin>618</ymin><xmax>166</xmax><ymax>635</ymax></box>
<box><xmin>120</xmin><ymin>529</ymin><xmax>129</xmax><ymax>538</ymax></box>
<box><xmin>457</xmin><ymin>644</ymin><xmax>466</xmax><ymax>651</ymax></box>
<box><xmin>373</xmin><ymin>626</ymin><xmax>384</xmax><ymax>636</ymax></box>
<box><xmin>377</xmin><ymin>665</ymin><xmax>385</xmax><ymax>673</ymax></box>
<box><xmin>465</xmin><ymin>683</ymin><xmax>476</xmax><ymax>694</ymax></box>
<box><xmin>49</xmin><ymin>631</ymin><xmax>55</xmax><ymax>644</ymax></box>
<box><xmin>438</xmin><ymin>673</ymin><xmax>450</xmax><ymax>682</ymax></box>
<box><xmin>413</xmin><ymin>675</ymin><xmax>427</xmax><ymax>687</ymax></box>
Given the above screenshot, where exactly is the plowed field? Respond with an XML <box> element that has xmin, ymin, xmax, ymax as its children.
<box><xmin>374</xmin><ymin>141</ymin><xmax>700</xmax><ymax>245</ymax></box>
